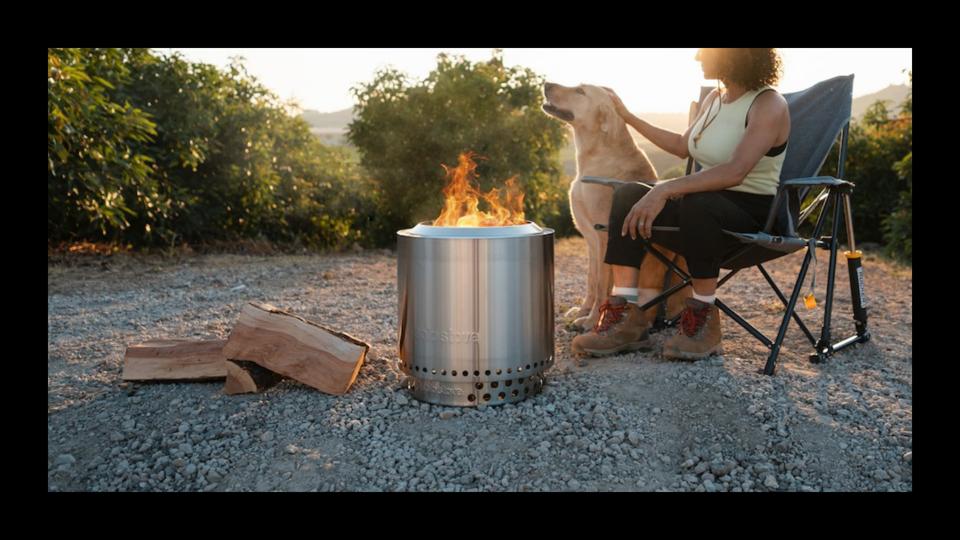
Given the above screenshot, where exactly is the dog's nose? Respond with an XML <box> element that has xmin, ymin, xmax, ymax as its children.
<box><xmin>544</xmin><ymin>82</ymin><xmax>558</xmax><ymax>93</ymax></box>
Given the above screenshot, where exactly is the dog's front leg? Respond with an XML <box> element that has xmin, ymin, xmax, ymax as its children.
<box><xmin>567</xmin><ymin>185</ymin><xmax>597</xmax><ymax>323</ymax></box>
<box><xmin>576</xmin><ymin>225</ymin><xmax>599</xmax><ymax>319</ymax></box>
<box><xmin>574</xmin><ymin>229</ymin><xmax>609</xmax><ymax>331</ymax></box>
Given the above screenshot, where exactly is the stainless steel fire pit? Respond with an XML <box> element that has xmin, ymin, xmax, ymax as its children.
<box><xmin>397</xmin><ymin>221</ymin><xmax>554</xmax><ymax>406</ymax></box>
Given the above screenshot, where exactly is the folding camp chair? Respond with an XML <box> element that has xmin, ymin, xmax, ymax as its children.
<box><xmin>583</xmin><ymin>74</ymin><xmax>869</xmax><ymax>375</ymax></box>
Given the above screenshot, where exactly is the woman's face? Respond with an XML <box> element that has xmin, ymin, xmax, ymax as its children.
<box><xmin>695</xmin><ymin>48</ymin><xmax>721</xmax><ymax>80</ymax></box>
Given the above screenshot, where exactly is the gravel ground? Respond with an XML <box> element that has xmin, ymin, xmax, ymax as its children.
<box><xmin>47</xmin><ymin>237</ymin><xmax>912</xmax><ymax>492</ymax></box>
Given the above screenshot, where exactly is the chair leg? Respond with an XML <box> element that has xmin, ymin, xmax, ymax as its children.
<box><xmin>841</xmin><ymin>192</ymin><xmax>870</xmax><ymax>340</ymax></box>
<box><xmin>764</xmin><ymin>247</ymin><xmax>816</xmax><ymax>375</ymax></box>
<box><xmin>757</xmin><ymin>264</ymin><xmax>817</xmax><ymax>347</ymax></box>
<box><xmin>810</xmin><ymin>191</ymin><xmax>871</xmax><ymax>363</ymax></box>
<box><xmin>813</xmin><ymin>192</ymin><xmax>843</xmax><ymax>363</ymax></box>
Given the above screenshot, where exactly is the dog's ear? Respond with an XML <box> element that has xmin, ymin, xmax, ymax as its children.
<box><xmin>598</xmin><ymin>105</ymin><xmax>612</xmax><ymax>136</ymax></box>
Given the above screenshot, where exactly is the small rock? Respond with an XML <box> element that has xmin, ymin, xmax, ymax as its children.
<box><xmin>763</xmin><ymin>474</ymin><xmax>779</xmax><ymax>489</ymax></box>
<box><xmin>903</xmin><ymin>451</ymin><xmax>912</xmax><ymax>463</ymax></box>
<box><xmin>568</xmin><ymin>479</ymin><xmax>581</xmax><ymax>490</ymax></box>
<box><xmin>439</xmin><ymin>411</ymin><xmax>457</xmax><ymax>420</ymax></box>
<box><xmin>230</xmin><ymin>284</ymin><xmax>247</xmax><ymax>292</ymax></box>
<box><xmin>55</xmin><ymin>454</ymin><xmax>76</xmax><ymax>467</ymax></box>
<box><xmin>261</xmin><ymin>431</ymin><xmax>274</xmax><ymax>442</ymax></box>
<box><xmin>710</xmin><ymin>461</ymin><xmax>734</xmax><ymax>477</ymax></box>
<box><xmin>652</xmin><ymin>407</ymin><xmax>662</xmax><ymax>415</ymax></box>
<box><xmin>286</xmin><ymin>444</ymin><xmax>298</xmax><ymax>455</ymax></box>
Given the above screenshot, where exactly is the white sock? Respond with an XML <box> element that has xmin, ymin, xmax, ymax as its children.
<box><xmin>693</xmin><ymin>292</ymin><xmax>716</xmax><ymax>304</ymax></box>
<box><xmin>612</xmin><ymin>286</ymin><xmax>639</xmax><ymax>303</ymax></box>
<box><xmin>638</xmin><ymin>288</ymin><xmax>660</xmax><ymax>308</ymax></box>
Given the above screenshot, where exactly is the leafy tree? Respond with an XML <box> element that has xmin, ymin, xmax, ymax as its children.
<box><xmin>49</xmin><ymin>48</ymin><xmax>377</xmax><ymax>250</ymax></box>
<box><xmin>48</xmin><ymin>48</ymin><xmax>159</xmax><ymax>240</ymax></box>
<box><xmin>817</xmin><ymin>71</ymin><xmax>912</xmax><ymax>258</ymax></box>
<box><xmin>348</xmin><ymin>50</ymin><xmax>571</xmax><ymax>242</ymax></box>
<box><xmin>882</xmin><ymin>70</ymin><xmax>911</xmax><ymax>261</ymax></box>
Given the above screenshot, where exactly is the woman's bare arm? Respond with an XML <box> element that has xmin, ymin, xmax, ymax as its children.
<box><xmin>606</xmin><ymin>87</ymin><xmax>718</xmax><ymax>160</ymax></box>
<box><xmin>622</xmin><ymin>92</ymin><xmax>789</xmax><ymax>239</ymax></box>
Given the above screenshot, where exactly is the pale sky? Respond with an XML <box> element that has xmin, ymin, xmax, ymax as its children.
<box><xmin>167</xmin><ymin>48</ymin><xmax>912</xmax><ymax>114</ymax></box>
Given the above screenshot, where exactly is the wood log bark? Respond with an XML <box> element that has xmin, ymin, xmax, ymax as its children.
<box><xmin>223</xmin><ymin>303</ymin><xmax>369</xmax><ymax>395</ymax></box>
<box><xmin>122</xmin><ymin>339</ymin><xmax>226</xmax><ymax>381</ymax></box>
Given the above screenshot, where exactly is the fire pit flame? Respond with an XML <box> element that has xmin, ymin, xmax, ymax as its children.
<box><xmin>432</xmin><ymin>152</ymin><xmax>525</xmax><ymax>227</ymax></box>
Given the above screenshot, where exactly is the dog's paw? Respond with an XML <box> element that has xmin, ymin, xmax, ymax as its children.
<box><xmin>572</xmin><ymin>314</ymin><xmax>598</xmax><ymax>331</ymax></box>
<box><xmin>564</xmin><ymin>321</ymin><xmax>584</xmax><ymax>333</ymax></box>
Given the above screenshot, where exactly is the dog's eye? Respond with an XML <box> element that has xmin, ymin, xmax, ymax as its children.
<box><xmin>575</xmin><ymin>87</ymin><xmax>586</xmax><ymax>95</ymax></box>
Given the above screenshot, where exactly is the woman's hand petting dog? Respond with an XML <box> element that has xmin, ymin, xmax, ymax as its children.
<box><xmin>622</xmin><ymin>184</ymin><xmax>669</xmax><ymax>240</ymax></box>
<box><xmin>602</xmin><ymin>87</ymin><xmax>629</xmax><ymax>120</ymax></box>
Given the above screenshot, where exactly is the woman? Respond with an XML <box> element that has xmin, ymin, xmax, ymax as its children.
<box><xmin>572</xmin><ymin>48</ymin><xmax>790</xmax><ymax>360</ymax></box>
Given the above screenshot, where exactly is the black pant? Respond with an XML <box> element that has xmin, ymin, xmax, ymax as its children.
<box><xmin>604</xmin><ymin>183</ymin><xmax>774</xmax><ymax>279</ymax></box>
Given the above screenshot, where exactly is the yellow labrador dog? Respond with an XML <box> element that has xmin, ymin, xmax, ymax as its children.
<box><xmin>542</xmin><ymin>82</ymin><xmax>690</xmax><ymax>331</ymax></box>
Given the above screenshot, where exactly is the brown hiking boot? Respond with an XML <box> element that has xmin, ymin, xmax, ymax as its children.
<box><xmin>662</xmin><ymin>298</ymin><xmax>723</xmax><ymax>361</ymax></box>
<box><xmin>571</xmin><ymin>296</ymin><xmax>652</xmax><ymax>357</ymax></box>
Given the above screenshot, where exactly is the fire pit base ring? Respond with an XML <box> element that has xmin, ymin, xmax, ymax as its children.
<box><xmin>405</xmin><ymin>370</ymin><xmax>546</xmax><ymax>407</ymax></box>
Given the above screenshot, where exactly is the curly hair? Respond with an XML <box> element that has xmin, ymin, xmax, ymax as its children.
<box><xmin>713</xmin><ymin>48</ymin><xmax>783</xmax><ymax>90</ymax></box>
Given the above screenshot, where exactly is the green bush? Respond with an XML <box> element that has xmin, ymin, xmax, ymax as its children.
<box><xmin>814</xmin><ymin>72</ymin><xmax>911</xmax><ymax>261</ymax></box>
<box><xmin>347</xmin><ymin>50</ymin><xmax>571</xmax><ymax>243</ymax></box>
<box><xmin>48</xmin><ymin>48</ymin><xmax>161</xmax><ymax>241</ymax></box>
<box><xmin>48</xmin><ymin>48</ymin><xmax>376</xmax><ymax>250</ymax></box>
<box><xmin>883</xmin><ymin>151</ymin><xmax>911</xmax><ymax>261</ymax></box>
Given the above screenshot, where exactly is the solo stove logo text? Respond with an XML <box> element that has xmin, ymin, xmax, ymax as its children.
<box><xmin>417</xmin><ymin>328</ymin><xmax>480</xmax><ymax>343</ymax></box>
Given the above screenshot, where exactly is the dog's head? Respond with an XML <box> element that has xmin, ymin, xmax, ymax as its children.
<box><xmin>542</xmin><ymin>82</ymin><xmax>619</xmax><ymax>135</ymax></box>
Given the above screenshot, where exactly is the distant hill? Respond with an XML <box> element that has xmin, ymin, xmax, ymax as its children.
<box><xmin>300</xmin><ymin>107</ymin><xmax>355</xmax><ymax>146</ymax></box>
<box><xmin>301</xmin><ymin>84</ymin><xmax>909</xmax><ymax>173</ymax></box>
<box><xmin>852</xmin><ymin>84</ymin><xmax>910</xmax><ymax>119</ymax></box>
<box><xmin>301</xmin><ymin>107</ymin><xmax>355</xmax><ymax>129</ymax></box>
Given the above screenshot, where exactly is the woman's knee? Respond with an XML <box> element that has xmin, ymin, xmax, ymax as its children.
<box><xmin>679</xmin><ymin>191</ymin><xmax>714</xmax><ymax>214</ymax></box>
<box><xmin>679</xmin><ymin>191</ymin><xmax>728</xmax><ymax>225</ymax></box>
<box><xmin>609</xmin><ymin>183</ymin><xmax>649</xmax><ymax>225</ymax></box>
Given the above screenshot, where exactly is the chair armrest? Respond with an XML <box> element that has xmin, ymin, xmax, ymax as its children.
<box><xmin>580</xmin><ymin>176</ymin><xmax>654</xmax><ymax>189</ymax></box>
<box><xmin>781</xmin><ymin>176</ymin><xmax>854</xmax><ymax>189</ymax></box>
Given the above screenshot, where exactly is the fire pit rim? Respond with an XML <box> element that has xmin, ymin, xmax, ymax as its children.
<box><xmin>398</xmin><ymin>220</ymin><xmax>550</xmax><ymax>239</ymax></box>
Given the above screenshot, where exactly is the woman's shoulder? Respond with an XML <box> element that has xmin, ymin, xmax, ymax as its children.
<box><xmin>699</xmin><ymin>87</ymin><xmax>721</xmax><ymax>107</ymax></box>
<box><xmin>745</xmin><ymin>88</ymin><xmax>790</xmax><ymax>130</ymax></box>
<box><xmin>752</xmin><ymin>87</ymin><xmax>789</xmax><ymax>111</ymax></box>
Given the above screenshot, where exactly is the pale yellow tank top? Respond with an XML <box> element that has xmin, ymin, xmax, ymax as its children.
<box><xmin>687</xmin><ymin>86</ymin><xmax>786</xmax><ymax>196</ymax></box>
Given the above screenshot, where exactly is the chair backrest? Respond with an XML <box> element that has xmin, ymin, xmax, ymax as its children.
<box><xmin>687</xmin><ymin>74</ymin><xmax>855</xmax><ymax>235</ymax></box>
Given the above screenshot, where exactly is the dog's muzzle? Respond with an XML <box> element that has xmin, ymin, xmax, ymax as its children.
<box><xmin>542</xmin><ymin>102</ymin><xmax>574</xmax><ymax>122</ymax></box>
